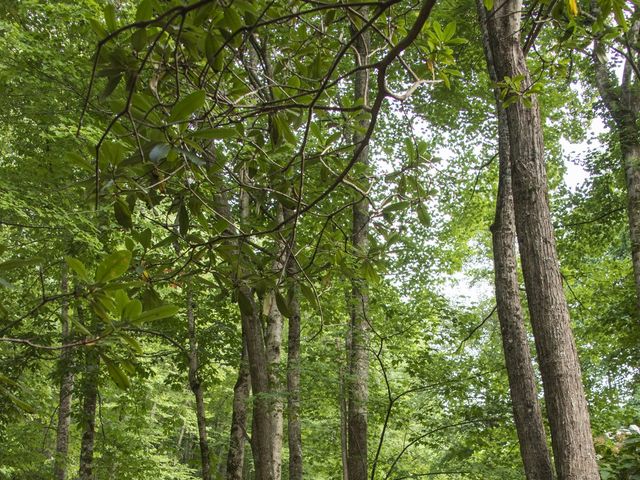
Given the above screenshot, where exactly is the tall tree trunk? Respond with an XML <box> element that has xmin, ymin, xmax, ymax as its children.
<box><xmin>593</xmin><ymin>15</ymin><xmax>640</xmax><ymax>315</ymax></box>
<box><xmin>286</xmin><ymin>260</ymin><xmax>303</xmax><ymax>480</ymax></box>
<box><xmin>484</xmin><ymin>1</ymin><xmax>599</xmax><ymax>478</ymax></box>
<box><xmin>210</xmin><ymin>164</ymin><xmax>277</xmax><ymax>480</ymax></box>
<box><xmin>227</xmin><ymin>342</ymin><xmax>250</xmax><ymax>480</ymax></box>
<box><xmin>347</xmin><ymin>15</ymin><xmax>371</xmax><ymax>480</ymax></box>
<box><xmin>187</xmin><ymin>289</ymin><xmax>212</xmax><ymax>480</ymax></box>
<box><xmin>264</xmin><ymin>208</ymin><xmax>286</xmax><ymax>480</ymax></box>
<box><xmin>54</xmin><ymin>268</ymin><xmax>74</xmax><ymax>480</ymax></box>
<box><xmin>477</xmin><ymin>4</ymin><xmax>555</xmax><ymax>479</ymax></box>
<box><xmin>78</xmin><ymin>347</ymin><xmax>99</xmax><ymax>480</ymax></box>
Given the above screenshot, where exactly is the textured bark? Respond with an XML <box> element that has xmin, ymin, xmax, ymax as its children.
<box><xmin>53</xmin><ymin>269</ymin><xmax>74</xmax><ymax>480</ymax></box>
<box><xmin>477</xmin><ymin>4</ymin><xmax>555</xmax><ymax>479</ymax></box>
<box><xmin>226</xmin><ymin>342</ymin><xmax>250</xmax><ymax>480</ymax></box>
<box><xmin>484</xmin><ymin>1</ymin><xmax>599</xmax><ymax>478</ymax></box>
<box><xmin>286</xmin><ymin>276</ymin><xmax>303</xmax><ymax>480</ymax></box>
<box><xmin>187</xmin><ymin>290</ymin><xmax>212</xmax><ymax>480</ymax></box>
<box><xmin>347</xmin><ymin>17</ymin><xmax>371</xmax><ymax>480</ymax></box>
<box><xmin>222</xmin><ymin>166</ymin><xmax>276</xmax><ymax>480</ymax></box>
<box><xmin>264</xmin><ymin>208</ymin><xmax>286</xmax><ymax>480</ymax></box>
<box><xmin>78</xmin><ymin>348</ymin><xmax>99</xmax><ymax>480</ymax></box>
<box><xmin>593</xmin><ymin>17</ymin><xmax>640</xmax><ymax>315</ymax></box>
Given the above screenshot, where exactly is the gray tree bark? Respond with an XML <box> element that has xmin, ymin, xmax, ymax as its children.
<box><xmin>226</xmin><ymin>341</ymin><xmax>250</xmax><ymax>480</ymax></box>
<box><xmin>286</xmin><ymin>266</ymin><xmax>303</xmax><ymax>480</ymax></box>
<box><xmin>484</xmin><ymin>1</ymin><xmax>599</xmax><ymax>478</ymax></box>
<box><xmin>347</xmin><ymin>15</ymin><xmax>371</xmax><ymax>480</ymax></box>
<box><xmin>477</xmin><ymin>4</ymin><xmax>555</xmax><ymax>479</ymax></box>
<box><xmin>187</xmin><ymin>289</ymin><xmax>212</xmax><ymax>480</ymax></box>
<box><xmin>78</xmin><ymin>347</ymin><xmax>99</xmax><ymax>480</ymax></box>
<box><xmin>593</xmin><ymin>14</ymin><xmax>640</xmax><ymax>315</ymax></box>
<box><xmin>53</xmin><ymin>269</ymin><xmax>74</xmax><ymax>480</ymax></box>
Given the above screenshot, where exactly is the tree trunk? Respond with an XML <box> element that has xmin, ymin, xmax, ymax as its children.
<box><xmin>187</xmin><ymin>289</ymin><xmax>212</xmax><ymax>480</ymax></box>
<box><xmin>593</xmin><ymin>16</ymin><xmax>640</xmax><ymax>315</ymax></box>
<box><xmin>484</xmin><ymin>1</ymin><xmax>599</xmax><ymax>478</ymax></box>
<box><xmin>227</xmin><ymin>342</ymin><xmax>250</xmax><ymax>480</ymax></box>
<box><xmin>347</xmin><ymin>15</ymin><xmax>371</xmax><ymax>480</ymax></box>
<box><xmin>53</xmin><ymin>269</ymin><xmax>74</xmax><ymax>480</ymax></box>
<box><xmin>286</xmin><ymin>272</ymin><xmax>303</xmax><ymax>480</ymax></box>
<box><xmin>477</xmin><ymin>4</ymin><xmax>555</xmax><ymax>479</ymax></box>
<box><xmin>78</xmin><ymin>347</ymin><xmax>99</xmax><ymax>480</ymax></box>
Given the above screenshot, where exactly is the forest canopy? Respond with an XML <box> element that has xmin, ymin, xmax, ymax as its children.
<box><xmin>0</xmin><ymin>0</ymin><xmax>639</xmax><ymax>479</ymax></box>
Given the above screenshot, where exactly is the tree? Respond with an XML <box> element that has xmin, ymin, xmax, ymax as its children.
<box><xmin>483</xmin><ymin>0</ymin><xmax>600</xmax><ymax>477</ymax></box>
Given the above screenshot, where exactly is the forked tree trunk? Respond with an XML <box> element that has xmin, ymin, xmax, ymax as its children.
<box><xmin>227</xmin><ymin>342</ymin><xmax>250</xmax><ymax>480</ymax></box>
<box><xmin>54</xmin><ymin>269</ymin><xmax>74</xmax><ymax>480</ymax></box>
<box><xmin>78</xmin><ymin>347</ymin><xmax>99</xmax><ymax>480</ymax></box>
<box><xmin>187</xmin><ymin>289</ymin><xmax>211</xmax><ymax>480</ymax></box>
<box><xmin>477</xmin><ymin>3</ymin><xmax>555</xmax><ymax>479</ymax></box>
<box><xmin>347</xmin><ymin>15</ymin><xmax>371</xmax><ymax>480</ymax></box>
<box><xmin>484</xmin><ymin>1</ymin><xmax>599</xmax><ymax>478</ymax></box>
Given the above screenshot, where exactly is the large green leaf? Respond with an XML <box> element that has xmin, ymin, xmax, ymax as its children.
<box><xmin>168</xmin><ymin>90</ymin><xmax>206</xmax><ymax>122</ymax></box>
<box><xmin>136</xmin><ymin>304</ymin><xmax>179</xmax><ymax>323</ymax></box>
<box><xmin>95</xmin><ymin>250</ymin><xmax>132</xmax><ymax>283</ymax></box>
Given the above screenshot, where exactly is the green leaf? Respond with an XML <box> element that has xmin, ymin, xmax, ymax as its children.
<box><xmin>136</xmin><ymin>0</ymin><xmax>153</xmax><ymax>21</ymax></box>
<box><xmin>103</xmin><ymin>356</ymin><xmax>130</xmax><ymax>390</ymax></box>
<box><xmin>168</xmin><ymin>90</ymin><xmax>206</xmax><ymax>122</ymax></box>
<box><xmin>119</xmin><ymin>333</ymin><xmax>143</xmax><ymax>354</ymax></box>
<box><xmin>443</xmin><ymin>22</ymin><xmax>456</xmax><ymax>41</ymax></box>
<box><xmin>483</xmin><ymin>0</ymin><xmax>494</xmax><ymax>10</ymax></box>
<box><xmin>237</xmin><ymin>289</ymin><xmax>254</xmax><ymax>317</ymax></box>
<box><xmin>136</xmin><ymin>304</ymin><xmax>180</xmax><ymax>323</ymax></box>
<box><xmin>178</xmin><ymin>204</ymin><xmax>189</xmax><ymax>236</ymax></box>
<box><xmin>66</xmin><ymin>257</ymin><xmax>90</xmax><ymax>282</ymax></box>
<box><xmin>275</xmin><ymin>290</ymin><xmax>291</xmax><ymax>318</ymax></box>
<box><xmin>122</xmin><ymin>299</ymin><xmax>142</xmax><ymax>321</ymax></box>
<box><xmin>205</xmin><ymin>33</ymin><xmax>224</xmax><ymax>72</ymax></box>
<box><xmin>114</xmin><ymin>199</ymin><xmax>133</xmax><ymax>229</ymax></box>
<box><xmin>223</xmin><ymin>7</ymin><xmax>243</xmax><ymax>31</ymax></box>
<box><xmin>0</xmin><ymin>257</ymin><xmax>44</xmax><ymax>271</ymax></box>
<box><xmin>104</xmin><ymin>4</ymin><xmax>117</xmax><ymax>31</ymax></box>
<box><xmin>95</xmin><ymin>250</ymin><xmax>132</xmax><ymax>283</ymax></box>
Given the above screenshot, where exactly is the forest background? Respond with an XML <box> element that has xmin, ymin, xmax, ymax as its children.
<box><xmin>0</xmin><ymin>0</ymin><xmax>638</xmax><ymax>479</ymax></box>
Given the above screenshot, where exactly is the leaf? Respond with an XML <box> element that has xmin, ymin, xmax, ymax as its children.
<box><xmin>0</xmin><ymin>257</ymin><xmax>44</xmax><ymax>271</ymax></box>
<box><xmin>136</xmin><ymin>0</ymin><xmax>153</xmax><ymax>21</ymax></box>
<box><xmin>223</xmin><ymin>7</ymin><xmax>243</xmax><ymax>31</ymax></box>
<box><xmin>0</xmin><ymin>387</ymin><xmax>35</xmax><ymax>413</ymax></box>
<box><xmin>119</xmin><ymin>333</ymin><xmax>143</xmax><ymax>354</ymax></box>
<box><xmin>382</xmin><ymin>200</ymin><xmax>411</xmax><ymax>215</ymax></box>
<box><xmin>483</xmin><ymin>0</ymin><xmax>494</xmax><ymax>10</ymax></box>
<box><xmin>237</xmin><ymin>289</ymin><xmax>254</xmax><ymax>317</ymax></box>
<box><xmin>66</xmin><ymin>257</ymin><xmax>90</xmax><ymax>282</ymax></box>
<box><xmin>104</xmin><ymin>4</ymin><xmax>117</xmax><ymax>31</ymax></box>
<box><xmin>103</xmin><ymin>356</ymin><xmax>130</xmax><ymax>390</ymax></box>
<box><xmin>168</xmin><ymin>90</ymin><xmax>206</xmax><ymax>122</ymax></box>
<box><xmin>417</xmin><ymin>204</ymin><xmax>431</xmax><ymax>227</ymax></box>
<box><xmin>122</xmin><ymin>299</ymin><xmax>142</xmax><ymax>322</ymax></box>
<box><xmin>443</xmin><ymin>22</ymin><xmax>456</xmax><ymax>41</ymax></box>
<box><xmin>138</xmin><ymin>228</ymin><xmax>152</xmax><ymax>250</ymax></box>
<box><xmin>567</xmin><ymin>0</ymin><xmax>579</xmax><ymax>16</ymax></box>
<box><xmin>95</xmin><ymin>250</ymin><xmax>132</xmax><ymax>283</ymax></box>
<box><xmin>136</xmin><ymin>304</ymin><xmax>180</xmax><ymax>323</ymax></box>
<box><xmin>275</xmin><ymin>290</ymin><xmax>291</xmax><ymax>318</ymax></box>
<box><xmin>178</xmin><ymin>204</ymin><xmax>189</xmax><ymax>236</ymax></box>
<box><xmin>114</xmin><ymin>199</ymin><xmax>133</xmax><ymax>229</ymax></box>
<box><xmin>205</xmin><ymin>33</ymin><xmax>225</xmax><ymax>72</ymax></box>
